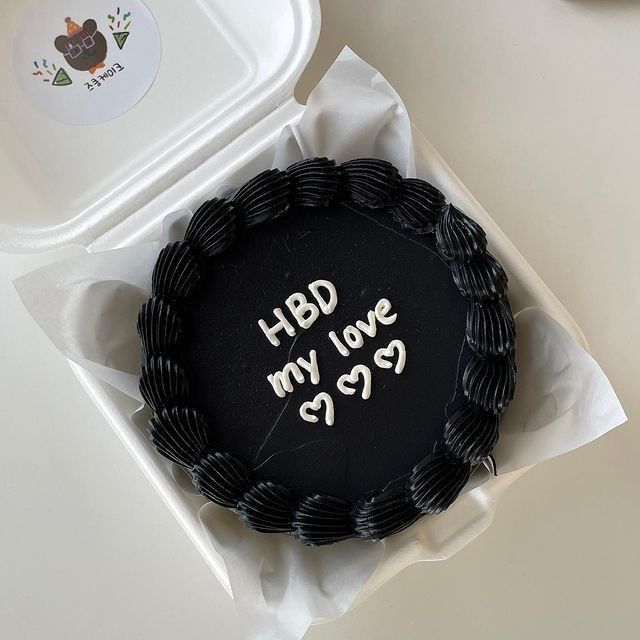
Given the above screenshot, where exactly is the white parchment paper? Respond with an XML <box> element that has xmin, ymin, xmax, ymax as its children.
<box><xmin>14</xmin><ymin>49</ymin><xmax>627</xmax><ymax>640</ymax></box>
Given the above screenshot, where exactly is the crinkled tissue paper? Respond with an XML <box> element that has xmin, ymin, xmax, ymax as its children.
<box><xmin>15</xmin><ymin>49</ymin><xmax>627</xmax><ymax>640</ymax></box>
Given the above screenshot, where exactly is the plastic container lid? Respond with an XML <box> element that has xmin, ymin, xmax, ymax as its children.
<box><xmin>1</xmin><ymin>0</ymin><xmax>320</xmax><ymax>252</ymax></box>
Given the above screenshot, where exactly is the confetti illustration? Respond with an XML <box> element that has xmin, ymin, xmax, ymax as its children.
<box><xmin>109</xmin><ymin>7</ymin><xmax>132</xmax><ymax>47</ymax></box>
<box><xmin>32</xmin><ymin>58</ymin><xmax>69</xmax><ymax>86</ymax></box>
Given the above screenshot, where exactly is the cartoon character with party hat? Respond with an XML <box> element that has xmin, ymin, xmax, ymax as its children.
<box><xmin>54</xmin><ymin>17</ymin><xmax>108</xmax><ymax>74</ymax></box>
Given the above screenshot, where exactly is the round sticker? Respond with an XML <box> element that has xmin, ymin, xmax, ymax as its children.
<box><xmin>13</xmin><ymin>0</ymin><xmax>161</xmax><ymax>125</ymax></box>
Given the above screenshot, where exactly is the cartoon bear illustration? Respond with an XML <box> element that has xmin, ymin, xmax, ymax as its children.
<box><xmin>54</xmin><ymin>17</ymin><xmax>107</xmax><ymax>74</ymax></box>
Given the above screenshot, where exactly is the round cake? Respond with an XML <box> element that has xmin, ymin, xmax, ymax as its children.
<box><xmin>137</xmin><ymin>157</ymin><xmax>516</xmax><ymax>545</ymax></box>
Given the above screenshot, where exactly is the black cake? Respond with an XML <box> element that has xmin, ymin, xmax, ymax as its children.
<box><xmin>137</xmin><ymin>158</ymin><xmax>516</xmax><ymax>545</ymax></box>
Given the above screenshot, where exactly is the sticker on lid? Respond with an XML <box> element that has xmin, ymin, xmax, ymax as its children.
<box><xmin>12</xmin><ymin>0</ymin><xmax>161</xmax><ymax>125</ymax></box>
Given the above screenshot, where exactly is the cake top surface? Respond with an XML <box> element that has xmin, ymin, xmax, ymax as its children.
<box><xmin>182</xmin><ymin>201</ymin><xmax>468</xmax><ymax>501</ymax></box>
<box><xmin>138</xmin><ymin>157</ymin><xmax>516</xmax><ymax>545</ymax></box>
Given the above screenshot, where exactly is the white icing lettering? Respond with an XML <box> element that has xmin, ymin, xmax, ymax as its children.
<box><xmin>258</xmin><ymin>308</ymin><xmax>296</xmax><ymax>347</ymax></box>
<box><xmin>374</xmin><ymin>298</ymin><xmax>397</xmax><ymax>325</ymax></box>
<box><xmin>337</xmin><ymin>364</ymin><xmax>372</xmax><ymax>400</ymax></box>
<box><xmin>330</xmin><ymin>298</ymin><xmax>396</xmax><ymax>356</ymax></box>
<box><xmin>355</xmin><ymin>310</ymin><xmax>378</xmax><ymax>338</ymax></box>
<box><xmin>343</xmin><ymin>325</ymin><xmax>364</xmax><ymax>349</ymax></box>
<box><xmin>267</xmin><ymin>362</ymin><xmax>305</xmax><ymax>398</ymax></box>
<box><xmin>374</xmin><ymin>339</ymin><xmax>406</xmax><ymax>374</ymax></box>
<box><xmin>308</xmin><ymin>280</ymin><xmax>338</xmax><ymax>315</ymax></box>
<box><xmin>259</xmin><ymin>287</ymin><xmax>406</xmax><ymax>427</ymax></box>
<box><xmin>329</xmin><ymin>330</ymin><xmax>350</xmax><ymax>357</ymax></box>
<box><xmin>299</xmin><ymin>392</ymin><xmax>334</xmax><ymax>426</ymax></box>
<box><xmin>296</xmin><ymin>350</ymin><xmax>319</xmax><ymax>385</ymax></box>
<box><xmin>259</xmin><ymin>280</ymin><xmax>338</xmax><ymax>347</ymax></box>
<box><xmin>285</xmin><ymin>292</ymin><xmax>320</xmax><ymax>329</ymax></box>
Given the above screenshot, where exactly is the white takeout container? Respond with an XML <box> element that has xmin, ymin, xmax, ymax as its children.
<box><xmin>1</xmin><ymin>0</ymin><xmax>588</xmax><ymax>602</ymax></box>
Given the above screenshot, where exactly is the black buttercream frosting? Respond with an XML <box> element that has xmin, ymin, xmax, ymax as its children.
<box><xmin>137</xmin><ymin>157</ymin><xmax>517</xmax><ymax>545</ymax></box>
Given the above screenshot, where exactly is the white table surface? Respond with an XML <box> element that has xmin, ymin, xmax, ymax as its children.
<box><xmin>2</xmin><ymin>1</ymin><xmax>639</xmax><ymax>638</ymax></box>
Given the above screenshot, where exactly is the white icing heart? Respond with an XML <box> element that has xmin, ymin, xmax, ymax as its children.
<box><xmin>337</xmin><ymin>364</ymin><xmax>372</xmax><ymax>400</ymax></box>
<box><xmin>299</xmin><ymin>392</ymin><xmax>335</xmax><ymax>426</ymax></box>
<box><xmin>374</xmin><ymin>339</ymin><xmax>406</xmax><ymax>374</ymax></box>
